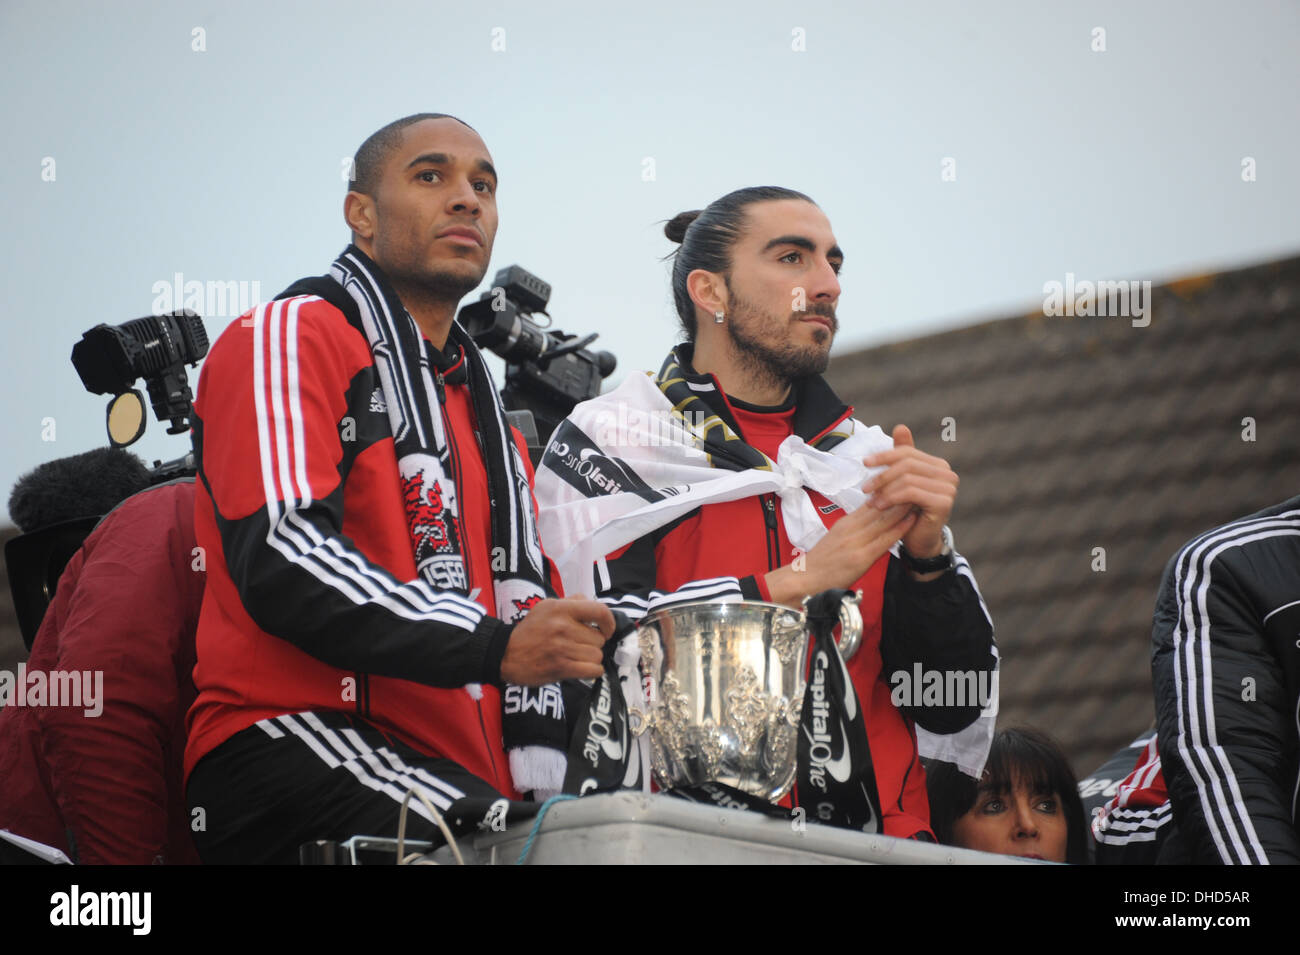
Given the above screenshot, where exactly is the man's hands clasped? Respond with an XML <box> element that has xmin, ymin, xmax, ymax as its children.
<box><xmin>765</xmin><ymin>423</ymin><xmax>960</xmax><ymax>607</ymax></box>
<box><xmin>862</xmin><ymin>424</ymin><xmax>958</xmax><ymax>562</ymax></box>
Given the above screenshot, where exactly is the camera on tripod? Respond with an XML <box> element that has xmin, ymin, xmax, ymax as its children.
<box><xmin>459</xmin><ymin>265</ymin><xmax>616</xmax><ymax>447</ymax></box>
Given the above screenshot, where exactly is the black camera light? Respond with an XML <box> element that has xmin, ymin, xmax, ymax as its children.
<box><xmin>71</xmin><ymin>310</ymin><xmax>208</xmax><ymax>446</ymax></box>
<box><xmin>459</xmin><ymin>266</ymin><xmax>617</xmax><ymax>447</ymax></box>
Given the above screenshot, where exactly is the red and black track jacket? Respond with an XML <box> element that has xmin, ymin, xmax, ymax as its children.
<box><xmin>185</xmin><ymin>294</ymin><xmax>541</xmax><ymax>798</ymax></box>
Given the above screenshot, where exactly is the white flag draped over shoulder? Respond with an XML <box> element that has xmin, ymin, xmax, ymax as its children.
<box><xmin>535</xmin><ymin>372</ymin><xmax>898</xmax><ymax>593</ymax></box>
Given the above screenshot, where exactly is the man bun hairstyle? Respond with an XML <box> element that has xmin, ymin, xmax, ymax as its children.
<box><xmin>663</xmin><ymin>210</ymin><xmax>703</xmax><ymax>244</ymax></box>
<box><xmin>349</xmin><ymin>112</ymin><xmax>475</xmax><ymax>198</ymax></box>
<box><xmin>664</xmin><ymin>186</ymin><xmax>814</xmax><ymax>341</ymax></box>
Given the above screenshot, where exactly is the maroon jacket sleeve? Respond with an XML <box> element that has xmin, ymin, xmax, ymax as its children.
<box><xmin>35</xmin><ymin>483</ymin><xmax>203</xmax><ymax>864</ymax></box>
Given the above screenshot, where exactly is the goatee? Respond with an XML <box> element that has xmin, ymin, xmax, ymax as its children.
<box><xmin>419</xmin><ymin>267</ymin><xmax>483</xmax><ymax>301</ymax></box>
<box><xmin>725</xmin><ymin>299</ymin><xmax>834</xmax><ymax>395</ymax></box>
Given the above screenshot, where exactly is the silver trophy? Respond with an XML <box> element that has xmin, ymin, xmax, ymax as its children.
<box><xmin>631</xmin><ymin>593</ymin><xmax>862</xmax><ymax>801</ymax></box>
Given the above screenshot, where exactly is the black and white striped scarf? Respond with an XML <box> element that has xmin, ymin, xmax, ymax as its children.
<box><xmin>652</xmin><ymin>345</ymin><xmax>852</xmax><ymax>469</ymax></box>
<box><xmin>284</xmin><ymin>245</ymin><xmax>568</xmax><ymax>795</ymax></box>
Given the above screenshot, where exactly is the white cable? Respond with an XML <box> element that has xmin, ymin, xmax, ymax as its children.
<box><xmin>396</xmin><ymin>786</ymin><xmax>465</xmax><ymax>865</ymax></box>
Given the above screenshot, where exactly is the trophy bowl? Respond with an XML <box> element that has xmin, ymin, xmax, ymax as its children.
<box><xmin>633</xmin><ymin>597</ymin><xmax>860</xmax><ymax>802</ymax></box>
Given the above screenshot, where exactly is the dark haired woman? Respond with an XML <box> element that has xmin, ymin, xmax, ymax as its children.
<box><xmin>926</xmin><ymin>726</ymin><xmax>1089</xmax><ymax>863</ymax></box>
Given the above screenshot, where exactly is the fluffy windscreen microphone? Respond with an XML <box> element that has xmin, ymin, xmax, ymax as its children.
<box><xmin>8</xmin><ymin>447</ymin><xmax>152</xmax><ymax>533</ymax></box>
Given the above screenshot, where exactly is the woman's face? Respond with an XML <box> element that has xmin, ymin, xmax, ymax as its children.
<box><xmin>950</xmin><ymin>776</ymin><xmax>1069</xmax><ymax>862</ymax></box>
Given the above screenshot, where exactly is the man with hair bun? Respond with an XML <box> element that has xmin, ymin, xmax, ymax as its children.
<box><xmin>536</xmin><ymin>187</ymin><xmax>997</xmax><ymax>837</ymax></box>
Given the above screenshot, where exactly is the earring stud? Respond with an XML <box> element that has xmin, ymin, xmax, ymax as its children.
<box><xmin>714</xmin><ymin>310</ymin><xmax>724</xmax><ymax>324</ymax></box>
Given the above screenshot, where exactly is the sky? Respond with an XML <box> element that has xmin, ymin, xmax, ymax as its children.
<box><xmin>2</xmin><ymin>0</ymin><xmax>1298</xmax><ymax>525</ymax></box>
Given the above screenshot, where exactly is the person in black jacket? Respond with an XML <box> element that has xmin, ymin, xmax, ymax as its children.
<box><xmin>1152</xmin><ymin>494</ymin><xmax>1300</xmax><ymax>864</ymax></box>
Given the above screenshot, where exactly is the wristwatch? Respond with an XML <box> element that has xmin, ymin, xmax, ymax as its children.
<box><xmin>899</xmin><ymin>525</ymin><xmax>954</xmax><ymax>574</ymax></box>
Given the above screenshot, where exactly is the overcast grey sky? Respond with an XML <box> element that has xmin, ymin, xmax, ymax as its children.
<box><xmin>2</xmin><ymin>0</ymin><xmax>1298</xmax><ymax>525</ymax></box>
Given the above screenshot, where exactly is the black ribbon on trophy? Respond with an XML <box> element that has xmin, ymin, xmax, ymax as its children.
<box><xmin>794</xmin><ymin>588</ymin><xmax>882</xmax><ymax>833</ymax></box>
<box><xmin>563</xmin><ymin>590</ymin><xmax>883</xmax><ymax>834</ymax></box>
<box><xmin>562</xmin><ymin>615</ymin><xmax>643</xmax><ymax>796</ymax></box>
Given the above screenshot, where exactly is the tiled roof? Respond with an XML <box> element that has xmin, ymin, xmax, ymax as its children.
<box><xmin>826</xmin><ymin>254</ymin><xmax>1300</xmax><ymax>776</ymax></box>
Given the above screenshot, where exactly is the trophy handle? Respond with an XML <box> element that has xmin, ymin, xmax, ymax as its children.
<box><xmin>835</xmin><ymin>590</ymin><xmax>864</xmax><ymax>661</ymax></box>
<box><xmin>627</xmin><ymin>705</ymin><xmax>651</xmax><ymax>737</ymax></box>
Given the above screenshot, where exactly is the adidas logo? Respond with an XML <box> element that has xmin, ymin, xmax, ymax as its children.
<box><xmin>369</xmin><ymin>388</ymin><xmax>387</xmax><ymax>414</ymax></box>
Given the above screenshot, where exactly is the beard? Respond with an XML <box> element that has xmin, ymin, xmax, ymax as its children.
<box><xmin>375</xmin><ymin>230</ymin><xmax>489</xmax><ymax>305</ymax></box>
<box><xmin>415</xmin><ymin>266</ymin><xmax>483</xmax><ymax>301</ymax></box>
<box><xmin>724</xmin><ymin>294</ymin><xmax>837</xmax><ymax>393</ymax></box>
<box><xmin>398</xmin><ymin>260</ymin><xmax>486</xmax><ymax>303</ymax></box>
